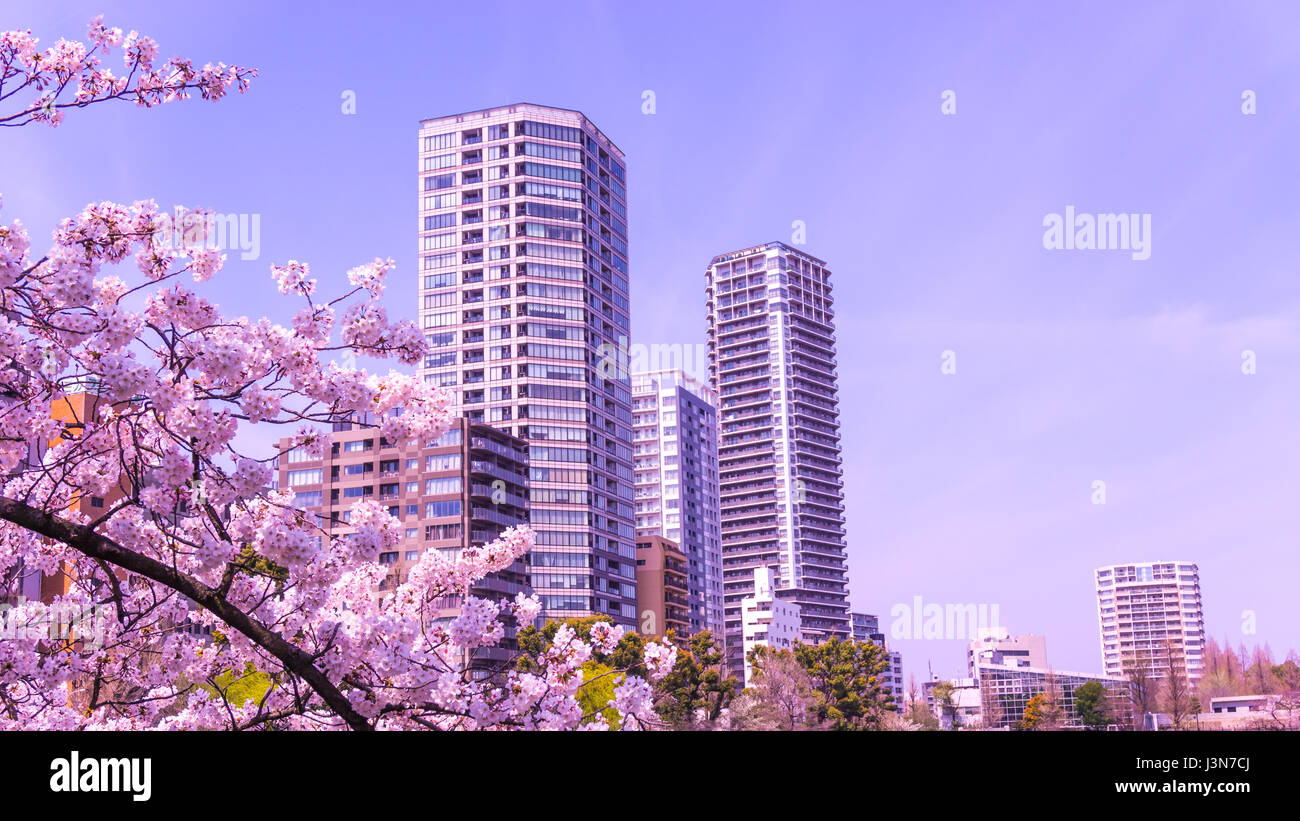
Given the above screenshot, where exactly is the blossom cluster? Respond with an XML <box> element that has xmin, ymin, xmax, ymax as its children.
<box><xmin>0</xmin><ymin>15</ymin><xmax>256</xmax><ymax>128</ymax></box>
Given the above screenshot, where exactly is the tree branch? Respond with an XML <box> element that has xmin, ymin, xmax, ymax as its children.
<box><xmin>0</xmin><ymin>495</ymin><xmax>373</xmax><ymax>731</ymax></box>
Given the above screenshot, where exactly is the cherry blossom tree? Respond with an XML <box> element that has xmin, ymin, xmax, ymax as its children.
<box><xmin>0</xmin><ymin>16</ymin><xmax>675</xmax><ymax>730</ymax></box>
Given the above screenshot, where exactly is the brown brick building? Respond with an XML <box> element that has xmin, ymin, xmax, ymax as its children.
<box><xmin>634</xmin><ymin>534</ymin><xmax>689</xmax><ymax>642</ymax></box>
<box><xmin>276</xmin><ymin>415</ymin><xmax>531</xmax><ymax>665</ymax></box>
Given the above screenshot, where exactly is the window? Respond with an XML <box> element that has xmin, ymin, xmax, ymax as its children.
<box><xmin>518</xmin><ymin>342</ymin><xmax>584</xmax><ymax>362</ymax></box>
<box><xmin>520</xmin><ymin>162</ymin><xmax>582</xmax><ymax>183</ymax></box>
<box><xmin>532</xmin><ymin>573</ymin><xmax>590</xmax><ymax>590</ymax></box>
<box><xmin>287</xmin><ymin>468</ymin><xmax>322</xmax><ymax>486</ymax></box>
<box><xmin>425</xmin><ymin>454</ymin><xmax>462</xmax><ymax>472</ymax></box>
<box><xmin>520</xmin><ymin>141</ymin><xmax>583</xmax><ymax>163</ymax></box>
<box><xmin>518</xmin><ymin>202</ymin><xmax>582</xmax><ymax>222</ymax></box>
<box><xmin>424</xmin><ymin>291</ymin><xmax>458</xmax><ymax>309</ymax></box>
<box><xmin>424</xmin><ymin>133</ymin><xmax>456</xmax><ymax>151</ymax></box>
<box><xmin>423</xmin><ymin>173</ymin><xmax>455</xmax><ymax>191</ymax></box>
<box><xmin>517</xmin><ymin>302</ymin><xmax>585</xmax><ymax>322</ymax></box>
<box><xmin>285</xmin><ymin>447</ymin><xmax>317</xmax><ymax>464</ymax></box>
<box><xmin>425</xmin><ymin>500</ymin><xmax>462</xmax><ymax>518</ymax></box>
<box><xmin>516</xmin><ymin>120</ymin><xmax>583</xmax><ymax>143</ymax></box>
<box><xmin>423</xmin><ymin>232</ymin><xmax>457</xmax><ymax>250</ymax></box>
<box><xmin>424</xmin><ymin>311</ymin><xmax>458</xmax><ymax>329</ymax></box>
<box><xmin>425</xmin><ymin>477</ymin><xmax>463</xmax><ymax>495</ymax></box>
<box><xmin>428</xmin><ymin>428</ymin><xmax>463</xmax><ymax>447</ymax></box>
<box><xmin>423</xmin><ymin>192</ymin><xmax>456</xmax><ymax>210</ymax></box>
<box><xmin>423</xmin><ymin>256</ymin><xmax>456</xmax><ymax>275</ymax></box>
<box><xmin>523</xmin><ymin>363</ymin><xmax>585</xmax><ymax>381</ymax></box>
<box><xmin>424</xmin><ymin>152</ymin><xmax>457</xmax><ymax>171</ymax></box>
<box><xmin>291</xmin><ymin>490</ymin><xmax>323</xmax><ymax>508</ymax></box>
<box><xmin>521</xmin><ymin>322</ymin><xmax>584</xmax><ymax>342</ymax></box>
<box><xmin>521</xmin><ymin>222</ymin><xmax>582</xmax><ymax>242</ymax></box>
<box><xmin>520</xmin><ymin>181</ymin><xmax>581</xmax><ymax>202</ymax></box>
<box><xmin>425</xmin><ymin>523</ymin><xmax>462</xmax><ymax>541</ymax></box>
<box><xmin>540</xmin><ymin>595</ymin><xmax>592</xmax><ymax>612</ymax></box>
<box><xmin>531</xmin><ymin>552</ymin><xmax>591</xmax><ymax>568</ymax></box>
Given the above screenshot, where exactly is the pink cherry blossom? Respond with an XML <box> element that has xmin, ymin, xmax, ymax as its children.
<box><xmin>643</xmin><ymin>641</ymin><xmax>679</xmax><ymax>682</ymax></box>
<box><xmin>0</xmin><ymin>16</ymin><xmax>670</xmax><ymax>733</ymax></box>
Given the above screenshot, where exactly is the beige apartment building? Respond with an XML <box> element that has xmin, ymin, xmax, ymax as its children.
<box><xmin>1095</xmin><ymin>561</ymin><xmax>1206</xmax><ymax>686</ymax></box>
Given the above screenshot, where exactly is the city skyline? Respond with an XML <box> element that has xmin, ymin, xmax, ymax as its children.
<box><xmin>3</xmin><ymin>0</ymin><xmax>1298</xmax><ymax>681</ymax></box>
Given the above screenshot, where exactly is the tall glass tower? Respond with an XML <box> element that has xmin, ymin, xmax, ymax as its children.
<box><xmin>417</xmin><ymin>104</ymin><xmax>636</xmax><ymax>628</ymax></box>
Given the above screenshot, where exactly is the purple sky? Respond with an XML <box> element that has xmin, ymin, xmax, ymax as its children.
<box><xmin>4</xmin><ymin>0</ymin><xmax>1299</xmax><ymax>679</ymax></box>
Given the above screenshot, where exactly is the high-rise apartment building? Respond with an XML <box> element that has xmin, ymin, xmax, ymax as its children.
<box><xmin>416</xmin><ymin>104</ymin><xmax>636</xmax><ymax>628</ymax></box>
<box><xmin>276</xmin><ymin>416</ymin><xmax>531</xmax><ymax>664</ymax></box>
<box><xmin>631</xmin><ymin>369</ymin><xmax>722</xmax><ymax>637</ymax></box>
<box><xmin>1095</xmin><ymin>561</ymin><xmax>1206</xmax><ymax>686</ymax></box>
<box><xmin>705</xmin><ymin>241</ymin><xmax>849</xmax><ymax>677</ymax></box>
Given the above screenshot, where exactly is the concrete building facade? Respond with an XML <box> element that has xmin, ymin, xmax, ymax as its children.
<box><xmin>705</xmin><ymin>241</ymin><xmax>850</xmax><ymax>677</ymax></box>
<box><xmin>631</xmin><ymin>368</ymin><xmax>721</xmax><ymax>637</ymax></box>
<box><xmin>1095</xmin><ymin>561</ymin><xmax>1206</xmax><ymax>686</ymax></box>
<box><xmin>740</xmin><ymin>566</ymin><xmax>802</xmax><ymax>687</ymax></box>
<box><xmin>967</xmin><ymin>627</ymin><xmax>1048</xmax><ymax>677</ymax></box>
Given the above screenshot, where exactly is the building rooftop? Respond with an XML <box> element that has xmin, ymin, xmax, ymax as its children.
<box><xmin>417</xmin><ymin>102</ymin><xmax>624</xmax><ymax>157</ymax></box>
<box><xmin>709</xmin><ymin>241</ymin><xmax>828</xmax><ymax>267</ymax></box>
